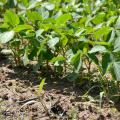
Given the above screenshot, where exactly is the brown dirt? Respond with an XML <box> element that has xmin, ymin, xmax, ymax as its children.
<box><xmin>0</xmin><ymin>56</ymin><xmax>120</xmax><ymax>120</ymax></box>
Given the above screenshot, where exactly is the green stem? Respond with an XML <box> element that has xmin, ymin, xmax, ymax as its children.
<box><xmin>85</xmin><ymin>40</ymin><xmax>112</xmax><ymax>46</ymax></box>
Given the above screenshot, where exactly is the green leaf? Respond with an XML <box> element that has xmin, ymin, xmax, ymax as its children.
<box><xmin>27</xmin><ymin>11</ymin><xmax>42</xmax><ymax>23</ymax></box>
<box><xmin>38</xmin><ymin>7</ymin><xmax>49</xmax><ymax>19</ymax></box>
<box><xmin>26</xmin><ymin>30</ymin><xmax>35</xmax><ymax>37</ymax></box>
<box><xmin>4</xmin><ymin>10</ymin><xmax>20</xmax><ymax>27</ymax></box>
<box><xmin>22</xmin><ymin>0</ymin><xmax>29</xmax><ymax>7</ymax></box>
<box><xmin>36</xmin><ymin>29</ymin><xmax>44</xmax><ymax>39</ymax></box>
<box><xmin>93</xmin><ymin>27</ymin><xmax>112</xmax><ymax>40</ymax></box>
<box><xmin>70</xmin><ymin>50</ymin><xmax>82</xmax><ymax>72</ymax></box>
<box><xmin>0</xmin><ymin>31</ymin><xmax>15</xmax><ymax>43</ymax></box>
<box><xmin>107</xmin><ymin>16</ymin><xmax>117</xmax><ymax>26</ymax></box>
<box><xmin>89</xmin><ymin>45</ymin><xmax>107</xmax><ymax>53</ymax></box>
<box><xmin>113</xmin><ymin>37</ymin><xmax>120</xmax><ymax>52</ymax></box>
<box><xmin>56</xmin><ymin>14</ymin><xmax>72</xmax><ymax>25</ymax></box>
<box><xmin>27</xmin><ymin>0</ymin><xmax>41</xmax><ymax>10</ymax></box>
<box><xmin>47</xmin><ymin>37</ymin><xmax>59</xmax><ymax>51</ymax></box>
<box><xmin>13</xmin><ymin>25</ymin><xmax>33</xmax><ymax>32</ymax></box>
<box><xmin>38</xmin><ymin>78</ymin><xmax>45</xmax><ymax>94</ymax></box>
<box><xmin>102</xmin><ymin>53</ymin><xmax>111</xmax><ymax>74</ymax></box>
<box><xmin>115</xmin><ymin>16</ymin><xmax>120</xmax><ymax>29</ymax></box>
<box><xmin>87</xmin><ymin>53</ymin><xmax>99</xmax><ymax>65</ymax></box>
<box><xmin>0</xmin><ymin>23</ymin><xmax>9</xmax><ymax>28</ymax></box>
<box><xmin>113</xmin><ymin>61</ymin><xmax>120</xmax><ymax>81</ymax></box>
<box><xmin>37</xmin><ymin>39</ymin><xmax>46</xmax><ymax>57</ymax></box>
<box><xmin>66</xmin><ymin>49</ymin><xmax>74</xmax><ymax>63</ymax></box>
<box><xmin>61</xmin><ymin>35</ymin><xmax>68</xmax><ymax>46</ymax></box>
<box><xmin>43</xmin><ymin>2</ymin><xmax>55</xmax><ymax>10</ymax></box>
<box><xmin>75</xmin><ymin>29</ymin><xmax>85</xmax><ymax>37</ymax></box>
<box><xmin>109</xmin><ymin>29</ymin><xmax>115</xmax><ymax>43</ymax></box>
<box><xmin>39</xmin><ymin>23</ymin><xmax>53</xmax><ymax>31</ymax></box>
<box><xmin>92</xmin><ymin>12</ymin><xmax>105</xmax><ymax>25</ymax></box>
<box><xmin>50</xmin><ymin>56</ymin><xmax>65</xmax><ymax>63</ymax></box>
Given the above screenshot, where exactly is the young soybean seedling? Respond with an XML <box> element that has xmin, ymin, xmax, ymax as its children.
<box><xmin>38</xmin><ymin>78</ymin><xmax>45</xmax><ymax>94</ymax></box>
<box><xmin>37</xmin><ymin>78</ymin><xmax>51</xmax><ymax>118</ymax></box>
<box><xmin>18</xmin><ymin>78</ymin><xmax>50</xmax><ymax>118</ymax></box>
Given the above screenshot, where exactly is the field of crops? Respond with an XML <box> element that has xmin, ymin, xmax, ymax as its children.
<box><xmin>0</xmin><ymin>0</ymin><xmax>120</xmax><ymax>120</ymax></box>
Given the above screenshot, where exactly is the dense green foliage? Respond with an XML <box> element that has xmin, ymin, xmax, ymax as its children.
<box><xmin>0</xmin><ymin>0</ymin><xmax>120</xmax><ymax>98</ymax></box>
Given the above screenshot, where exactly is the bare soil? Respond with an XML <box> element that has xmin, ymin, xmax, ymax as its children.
<box><xmin>0</xmin><ymin>55</ymin><xmax>120</xmax><ymax>120</ymax></box>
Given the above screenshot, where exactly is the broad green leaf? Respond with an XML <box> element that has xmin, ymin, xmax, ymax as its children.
<box><xmin>66</xmin><ymin>49</ymin><xmax>74</xmax><ymax>63</ymax></box>
<box><xmin>39</xmin><ymin>23</ymin><xmax>53</xmax><ymax>31</ymax></box>
<box><xmin>47</xmin><ymin>37</ymin><xmax>59</xmax><ymax>51</ymax></box>
<box><xmin>61</xmin><ymin>35</ymin><xmax>68</xmax><ymax>46</ymax></box>
<box><xmin>54</xmin><ymin>11</ymin><xmax>62</xmax><ymax>19</ymax></box>
<box><xmin>87</xmin><ymin>53</ymin><xmax>99</xmax><ymax>65</ymax></box>
<box><xmin>38</xmin><ymin>7</ymin><xmax>49</xmax><ymax>19</ymax></box>
<box><xmin>50</xmin><ymin>56</ymin><xmax>65</xmax><ymax>63</ymax></box>
<box><xmin>38</xmin><ymin>78</ymin><xmax>45</xmax><ymax>94</ymax></box>
<box><xmin>43</xmin><ymin>50</ymin><xmax>54</xmax><ymax>60</ymax></box>
<box><xmin>113</xmin><ymin>61</ymin><xmax>120</xmax><ymax>81</ymax></box>
<box><xmin>0</xmin><ymin>23</ymin><xmax>9</xmax><ymax>28</ymax></box>
<box><xmin>83</xmin><ymin>44</ymin><xmax>88</xmax><ymax>54</ymax></box>
<box><xmin>56</xmin><ymin>14</ymin><xmax>72</xmax><ymax>25</ymax></box>
<box><xmin>13</xmin><ymin>25</ymin><xmax>33</xmax><ymax>32</ymax></box>
<box><xmin>115</xmin><ymin>16</ymin><xmax>120</xmax><ymax>29</ymax></box>
<box><xmin>42</xmin><ymin>2</ymin><xmax>55</xmax><ymax>10</ymax></box>
<box><xmin>75</xmin><ymin>29</ymin><xmax>85</xmax><ymax>37</ymax></box>
<box><xmin>4</xmin><ymin>10</ymin><xmax>19</xmax><ymax>27</ymax></box>
<box><xmin>0</xmin><ymin>31</ymin><xmax>15</xmax><ymax>43</ymax></box>
<box><xmin>107</xmin><ymin>16</ymin><xmax>117</xmax><ymax>26</ymax></box>
<box><xmin>89</xmin><ymin>45</ymin><xmax>107</xmax><ymax>53</ymax></box>
<box><xmin>26</xmin><ymin>30</ymin><xmax>35</xmax><ymax>37</ymax></box>
<box><xmin>93</xmin><ymin>27</ymin><xmax>112</xmax><ymax>40</ymax></box>
<box><xmin>36</xmin><ymin>29</ymin><xmax>44</xmax><ymax>39</ymax></box>
<box><xmin>27</xmin><ymin>0</ymin><xmax>42</xmax><ymax>10</ymax></box>
<box><xmin>37</xmin><ymin>39</ymin><xmax>46</xmax><ymax>57</ymax></box>
<box><xmin>92</xmin><ymin>12</ymin><xmax>105</xmax><ymax>25</ymax></box>
<box><xmin>22</xmin><ymin>0</ymin><xmax>29</xmax><ymax>7</ymax></box>
<box><xmin>102</xmin><ymin>53</ymin><xmax>111</xmax><ymax>74</ymax></box>
<box><xmin>27</xmin><ymin>11</ymin><xmax>42</xmax><ymax>23</ymax></box>
<box><xmin>113</xmin><ymin>37</ymin><xmax>120</xmax><ymax>52</ymax></box>
<box><xmin>70</xmin><ymin>50</ymin><xmax>82</xmax><ymax>72</ymax></box>
<box><xmin>109</xmin><ymin>29</ymin><xmax>115</xmax><ymax>43</ymax></box>
<box><xmin>0</xmin><ymin>0</ymin><xmax>7</xmax><ymax>5</ymax></box>
<box><xmin>116</xmin><ymin>30</ymin><xmax>120</xmax><ymax>37</ymax></box>
<box><xmin>43</xmin><ymin>18</ymin><xmax>55</xmax><ymax>23</ymax></box>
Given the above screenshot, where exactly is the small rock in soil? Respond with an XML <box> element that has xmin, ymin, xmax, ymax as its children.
<box><xmin>32</xmin><ymin>113</ymin><xmax>38</xmax><ymax>119</ymax></box>
<box><xmin>31</xmin><ymin>105</ymin><xmax>38</xmax><ymax>112</ymax></box>
<box><xmin>31</xmin><ymin>88</ymin><xmax>36</xmax><ymax>92</ymax></box>
<box><xmin>19</xmin><ymin>95</ymin><xmax>26</xmax><ymax>101</ymax></box>
<box><xmin>106</xmin><ymin>112</ymin><xmax>111</xmax><ymax>118</ymax></box>
<box><xmin>6</xmin><ymin>64</ymin><xmax>13</xmax><ymax>69</ymax></box>
<box><xmin>8</xmin><ymin>82</ymin><xmax>13</xmax><ymax>86</ymax></box>
<box><xmin>97</xmin><ymin>114</ymin><xmax>105</xmax><ymax>120</ymax></box>
<box><xmin>88</xmin><ymin>105</ymin><xmax>93</xmax><ymax>112</ymax></box>
<box><xmin>78</xmin><ymin>104</ymin><xmax>84</xmax><ymax>111</ymax></box>
<box><xmin>2</xmin><ymin>93</ymin><xmax>9</xmax><ymax>100</ymax></box>
<box><xmin>51</xmin><ymin>104</ymin><xmax>66</xmax><ymax>116</ymax></box>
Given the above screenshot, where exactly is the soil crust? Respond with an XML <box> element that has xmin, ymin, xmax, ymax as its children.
<box><xmin>0</xmin><ymin>57</ymin><xmax>120</xmax><ymax>120</ymax></box>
